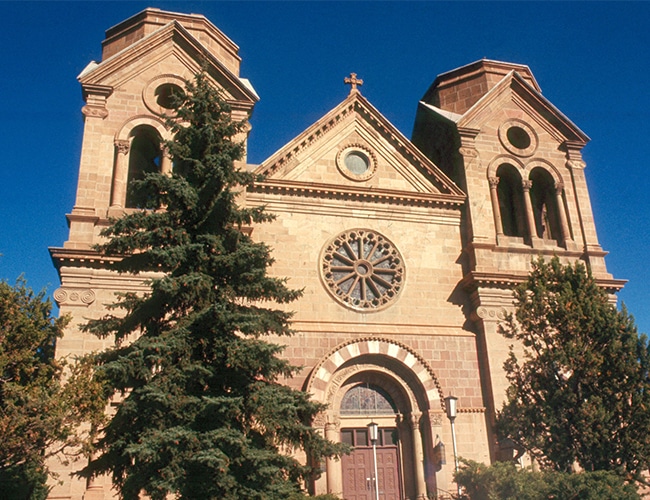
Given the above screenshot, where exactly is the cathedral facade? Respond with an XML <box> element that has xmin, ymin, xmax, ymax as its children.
<box><xmin>48</xmin><ymin>9</ymin><xmax>622</xmax><ymax>500</ymax></box>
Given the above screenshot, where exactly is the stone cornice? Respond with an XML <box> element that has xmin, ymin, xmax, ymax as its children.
<box><xmin>250</xmin><ymin>179</ymin><xmax>465</xmax><ymax>208</ymax></box>
<box><xmin>49</xmin><ymin>247</ymin><xmax>122</xmax><ymax>272</ymax></box>
<box><xmin>461</xmin><ymin>270</ymin><xmax>626</xmax><ymax>293</ymax></box>
<box><xmin>460</xmin><ymin>271</ymin><xmax>527</xmax><ymax>292</ymax></box>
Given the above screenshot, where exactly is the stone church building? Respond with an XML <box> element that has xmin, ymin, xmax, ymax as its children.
<box><xmin>48</xmin><ymin>8</ymin><xmax>623</xmax><ymax>500</ymax></box>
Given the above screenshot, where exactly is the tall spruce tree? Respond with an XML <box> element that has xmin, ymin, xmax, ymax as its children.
<box><xmin>497</xmin><ymin>257</ymin><xmax>650</xmax><ymax>483</ymax></box>
<box><xmin>82</xmin><ymin>73</ymin><xmax>340</xmax><ymax>499</ymax></box>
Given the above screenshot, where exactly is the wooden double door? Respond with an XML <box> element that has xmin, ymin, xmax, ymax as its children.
<box><xmin>341</xmin><ymin>427</ymin><xmax>402</xmax><ymax>500</ymax></box>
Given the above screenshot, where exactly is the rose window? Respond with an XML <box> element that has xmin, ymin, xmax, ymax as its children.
<box><xmin>321</xmin><ymin>229</ymin><xmax>404</xmax><ymax>311</ymax></box>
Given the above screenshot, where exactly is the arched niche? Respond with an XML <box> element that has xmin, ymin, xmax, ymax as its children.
<box><xmin>496</xmin><ymin>163</ymin><xmax>526</xmax><ymax>238</ymax></box>
<box><xmin>529</xmin><ymin>167</ymin><xmax>561</xmax><ymax>241</ymax></box>
<box><xmin>111</xmin><ymin>116</ymin><xmax>172</xmax><ymax>209</ymax></box>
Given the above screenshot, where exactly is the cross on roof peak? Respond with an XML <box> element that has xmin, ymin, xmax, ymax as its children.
<box><xmin>344</xmin><ymin>73</ymin><xmax>363</xmax><ymax>95</ymax></box>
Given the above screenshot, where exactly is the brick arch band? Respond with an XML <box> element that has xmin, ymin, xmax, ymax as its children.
<box><xmin>306</xmin><ymin>337</ymin><xmax>445</xmax><ymax>412</ymax></box>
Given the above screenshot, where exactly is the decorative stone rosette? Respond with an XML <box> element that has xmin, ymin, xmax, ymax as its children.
<box><xmin>53</xmin><ymin>288</ymin><xmax>96</xmax><ymax>306</ymax></box>
<box><xmin>321</xmin><ymin>229</ymin><xmax>404</xmax><ymax>311</ymax></box>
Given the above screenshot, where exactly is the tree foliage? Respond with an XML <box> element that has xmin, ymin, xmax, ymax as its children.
<box><xmin>455</xmin><ymin>459</ymin><xmax>640</xmax><ymax>500</ymax></box>
<box><xmin>497</xmin><ymin>257</ymin><xmax>650</xmax><ymax>481</ymax></box>
<box><xmin>82</xmin><ymin>73</ymin><xmax>342</xmax><ymax>499</ymax></box>
<box><xmin>0</xmin><ymin>279</ymin><xmax>104</xmax><ymax>499</ymax></box>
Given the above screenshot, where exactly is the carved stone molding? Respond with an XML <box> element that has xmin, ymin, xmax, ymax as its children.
<box><xmin>53</xmin><ymin>288</ymin><xmax>96</xmax><ymax>306</ymax></box>
<box><xmin>458</xmin><ymin>147</ymin><xmax>478</xmax><ymax>158</ymax></box>
<box><xmin>473</xmin><ymin>306</ymin><xmax>507</xmax><ymax>322</ymax></box>
<box><xmin>566</xmin><ymin>160</ymin><xmax>586</xmax><ymax>170</ymax></box>
<box><xmin>428</xmin><ymin>410</ymin><xmax>444</xmax><ymax>427</ymax></box>
<box><xmin>82</xmin><ymin>105</ymin><xmax>109</xmax><ymax>119</ymax></box>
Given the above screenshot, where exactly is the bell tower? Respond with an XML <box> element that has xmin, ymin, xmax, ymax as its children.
<box><xmin>412</xmin><ymin>59</ymin><xmax>625</xmax><ymax>458</ymax></box>
<box><xmin>48</xmin><ymin>9</ymin><xmax>258</xmax><ymax>499</ymax></box>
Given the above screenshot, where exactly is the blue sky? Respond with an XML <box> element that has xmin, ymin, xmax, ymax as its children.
<box><xmin>1</xmin><ymin>1</ymin><xmax>649</xmax><ymax>333</ymax></box>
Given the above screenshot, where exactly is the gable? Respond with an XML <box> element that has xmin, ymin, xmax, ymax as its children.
<box><xmin>458</xmin><ymin>71</ymin><xmax>588</xmax><ymax>145</ymax></box>
<box><xmin>78</xmin><ymin>20</ymin><xmax>258</xmax><ymax>109</ymax></box>
<box><xmin>254</xmin><ymin>92</ymin><xmax>465</xmax><ymax>209</ymax></box>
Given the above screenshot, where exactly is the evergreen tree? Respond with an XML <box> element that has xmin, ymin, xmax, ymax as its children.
<box><xmin>0</xmin><ymin>279</ymin><xmax>103</xmax><ymax>499</ymax></box>
<box><xmin>455</xmin><ymin>459</ymin><xmax>640</xmax><ymax>500</ymax></box>
<box><xmin>497</xmin><ymin>257</ymin><xmax>650</xmax><ymax>482</ymax></box>
<box><xmin>82</xmin><ymin>73</ymin><xmax>341</xmax><ymax>499</ymax></box>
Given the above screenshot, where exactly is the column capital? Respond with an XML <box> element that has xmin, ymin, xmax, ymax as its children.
<box><xmin>488</xmin><ymin>176</ymin><xmax>500</xmax><ymax>188</ymax></box>
<box><xmin>555</xmin><ymin>181</ymin><xmax>565</xmax><ymax>194</ymax></box>
<box><xmin>409</xmin><ymin>411</ymin><xmax>423</xmax><ymax>429</ymax></box>
<box><xmin>324</xmin><ymin>417</ymin><xmax>340</xmax><ymax>432</ymax></box>
<box><xmin>114</xmin><ymin>139</ymin><xmax>130</xmax><ymax>155</ymax></box>
<box><xmin>522</xmin><ymin>179</ymin><xmax>533</xmax><ymax>191</ymax></box>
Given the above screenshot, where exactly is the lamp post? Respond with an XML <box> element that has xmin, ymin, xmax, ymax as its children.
<box><xmin>444</xmin><ymin>395</ymin><xmax>461</xmax><ymax>497</ymax></box>
<box><xmin>367</xmin><ymin>422</ymin><xmax>380</xmax><ymax>500</ymax></box>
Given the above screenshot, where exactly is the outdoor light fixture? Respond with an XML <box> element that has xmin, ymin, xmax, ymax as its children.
<box><xmin>434</xmin><ymin>435</ymin><xmax>446</xmax><ymax>466</ymax></box>
<box><xmin>367</xmin><ymin>421</ymin><xmax>379</xmax><ymax>443</ymax></box>
<box><xmin>367</xmin><ymin>422</ymin><xmax>380</xmax><ymax>500</ymax></box>
<box><xmin>444</xmin><ymin>395</ymin><xmax>457</xmax><ymax>421</ymax></box>
<box><xmin>444</xmin><ymin>395</ymin><xmax>461</xmax><ymax>497</ymax></box>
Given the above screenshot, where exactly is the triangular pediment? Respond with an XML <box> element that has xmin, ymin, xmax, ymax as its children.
<box><xmin>254</xmin><ymin>92</ymin><xmax>464</xmax><ymax>207</ymax></box>
<box><xmin>457</xmin><ymin>71</ymin><xmax>588</xmax><ymax>145</ymax></box>
<box><xmin>78</xmin><ymin>20</ymin><xmax>258</xmax><ymax>108</ymax></box>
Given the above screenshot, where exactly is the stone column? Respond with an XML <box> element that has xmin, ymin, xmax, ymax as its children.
<box><xmin>325</xmin><ymin>419</ymin><xmax>342</xmax><ymax>496</ymax></box>
<box><xmin>521</xmin><ymin>180</ymin><xmax>536</xmax><ymax>241</ymax></box>
<box><xmin>554</xmin><ymin>182</ymin><xmax>571</xmax><ymax>245</ymax></box>
<box><xmin>410</xmin><ymin>411</ymin><xmax>427</xmax><ymax>500</ymax></box>
<box><xmin>488</xmin><ymin>176</ymin><xmax>503</xmax><ymax>238</ymax></box>
<box><xmin>111</xmin><ymin>139</ymin><xmax>130</xmax><ymax>208</ymax></box>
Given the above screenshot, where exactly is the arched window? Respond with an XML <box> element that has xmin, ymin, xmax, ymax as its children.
<box><xmin>340</xmin><ymin>383</ymin><xmax>397</xmax><ymax>416</ymax></box>
<box><xmin>126</xmin><ymin>125</ymin><xmax>161</xmax><ymax>208</ymax></box>
<box><xmin>529</xmin><ymin>168</ymin><xmax>561</xmax><ymax>241</ymax></box>
<box><xmin>496</xmin><ymin>164</ymin><xmax>526</xmax><ymax>237</ymax></box>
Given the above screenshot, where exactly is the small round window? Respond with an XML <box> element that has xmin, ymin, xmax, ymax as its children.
<box><xmin>143</xmin><ymin>74</ymin><xmax>187</xmax><ymax>117</ymax></box>
<box><xmin>345</xmin><ymin>150</ymin><xmax>370</xmax><ymax>175</ymax></box>
<box><xmin>155</xmin><ymin>83</ymin><xmax>183</xmax><ymax>110</ymax></box>
<box><xmin>506</xmin><ymin>126</ymin><xmax>531</xmax><ymax>150</ymax></box>
<box><xmin>498</xmin><ymin>120</ymin><xmax>538</xmax><ymax>157</ymax></box>
<box><xmin>336</xmin><ymin>145</ymin><xmax>377</xmax><ymax>181</ymax></box>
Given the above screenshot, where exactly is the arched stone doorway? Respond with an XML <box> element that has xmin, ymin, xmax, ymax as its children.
<box><xmin>307</xmin><ymin>338</ymin><xmax>446</xmax><ymax>500</ymax></box>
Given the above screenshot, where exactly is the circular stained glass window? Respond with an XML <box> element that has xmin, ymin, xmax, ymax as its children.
<box><xmin>321</xmin><ymin>229</ymin><xmax>404</xmax><ymax>311</ymax></box>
